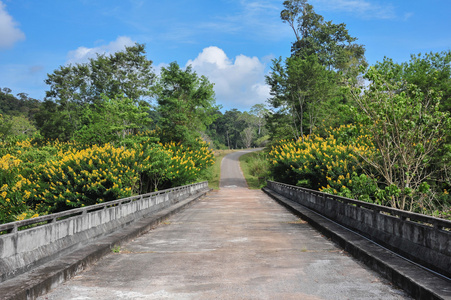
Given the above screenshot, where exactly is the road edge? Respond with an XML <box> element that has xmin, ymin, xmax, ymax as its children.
<box><xmin>0</xmin><ymin>189</ymin><xmax>210</xmax><ymax>300</ymax></box>
<box><xmin>262</xmin><ymin>187</ymin><xmax>451</xmax><ymax>300</ymax></box>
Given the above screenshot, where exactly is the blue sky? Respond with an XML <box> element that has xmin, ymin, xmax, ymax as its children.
<box><xmin>0</xmin><ymin>0</ymin><xmax>450</xmax><ymax>111</ymax></box>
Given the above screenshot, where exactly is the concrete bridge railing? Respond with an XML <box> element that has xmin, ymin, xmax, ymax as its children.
<box><xmin>266</xmin><ymin>181</ymin><xmax>451</xmax><ymax>279</ymax></box>
<box><xmin>0</xmin><ymin>181</ymin><xmax>209</xmax><ymax>283</ymax></box>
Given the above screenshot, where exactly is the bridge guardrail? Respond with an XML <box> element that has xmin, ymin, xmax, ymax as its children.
<box><xmin>0</xmin><ymin>181</ymin><xmax>209</xmax><ymax>283</ymax></box>
<box><xmin>266</xmin><ymin>180</ymin><xmax>451</xmax><ymax>279</ymax></box>
<box><xmin>0</xmin><ymin>182</ymin><xmax>207</xmax><ymax>234</ymax></box>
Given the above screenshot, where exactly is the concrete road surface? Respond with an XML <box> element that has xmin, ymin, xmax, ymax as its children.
<box><xmin>38</xmin><ymin>150</ymin><xmax>410</xmax><ymax>300</ymax></box>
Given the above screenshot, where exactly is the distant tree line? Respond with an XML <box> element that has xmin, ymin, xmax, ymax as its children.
<box><xmin>0</xmin><ymin>43</ymin><xmax>269</xmax><ymax>149</ymax></box>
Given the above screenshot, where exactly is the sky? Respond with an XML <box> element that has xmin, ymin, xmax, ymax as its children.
<box><xmin>0</xmin><ymin>0</ymin><xmax>450</xmax><ymax>111</ymax></box>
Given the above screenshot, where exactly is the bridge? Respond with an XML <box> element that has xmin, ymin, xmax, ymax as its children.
<box><xmin>1</xmin><ymin>150</ymin><xmax>450</xmax><ymax>299</ymax></box>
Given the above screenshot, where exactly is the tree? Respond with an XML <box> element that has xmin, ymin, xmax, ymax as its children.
<box><xmin>223</xmin><ymin>109</ymin><xmax>247</xmax><ymax>148</ymax></box>
<box><xmin>266</xmin><ymin>55</ymin><xmax>335</xmax><ymax>141</ymax></box>
<box><xmin>266</xmin><ymin>1</ymin><xmax>366</xmax><ymax>142</ymax></box>
<box><xmin>373</xmin><ymin>51</ymin><xmax>451</xmax><ymax>113</ymax></box>
<box><xmin>371</xmin><ymin>52</ymin><xmax>451</xmax><ymax>197</ymax></box>
<box><xmin>0</xmin><ymin>114</ymin><xmax>12</xmax><ymax>140</ymax></box>
<box><xmin>41</xmin><ymin>43</ymin><xmax>155</xmax><ymax>140</ymax></box>
<box><xmin>281</xmin><ymin>0</ymin><xmax>367</xmax><ymax>75</ymax></box>
<box><xmin>155</xmin><ymin>62</ymin><xmax>220</xmax><ymax>145</ymax></box>
<box><xmin>34</xmin><ymin>100</ymin><xmax>74</xmax><ymax>140</ymax></box>
<box><xmin>350</xmin><ymin>66</ymin><xmax>450</xmax><ymax>211</ymax></box>
<box><xmin>0</xmin><ymin>88</ymin><xmax>41</xmax><ymax>118</ymax></box>
<box><xmin>241</xmin><ymin>127</ymin><xmax>255</xmax><ymax>148</ymax></box>
<box><xmin>9</xmin><ymin>115</ymin><xmax>36</xmax><ymax>136</ymax></box>
<box><xmin>45</xmin><ymin>43</ymin><xmax>154</xmax><ymax>105</ymax></box>
<box><xmin>75</xmin><ymin>94</ymin><xmax>151</xmax><ymax>145</ymax></box>
<box><xmin>249</xmin><ymin>104</ymin><xmax>269</xmax><ymax>136</ymax></box>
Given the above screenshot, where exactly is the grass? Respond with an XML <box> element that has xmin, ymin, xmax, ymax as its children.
<box><xmin>239</xmin><ymin>150</ymin><xmax>270</xmax><ymax>189</ymax></box>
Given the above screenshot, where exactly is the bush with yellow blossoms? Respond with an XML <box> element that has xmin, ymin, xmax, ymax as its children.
<box><xmin>0</xmin><ymin>134</ymin><xmax>216</xmax><ymax>223</ymax></box>
<box><xmin>0</xmin><ymin>153</ymin><xmax>38</xmax><ymax>223</ymax></box>
<box><xmin>31</xmin><ymin>144</ymin><xmax>139</xmax><ymax>213</ymax></box>
<box><xmin>164</xmin><ymin>138</ymin><xmax>215</xmax><ymax>187</ymax></box>
<box><xmin>268</xmin><ymin>124</ymin><xmax>380</xmax><ymax>201</ymax></box>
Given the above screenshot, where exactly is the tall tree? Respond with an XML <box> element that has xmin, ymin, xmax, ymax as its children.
<box><xmin>267</xmin><ymin>0</ymin><xmax>366</xmax><ymax>142</ymax></box>
<box><xmin>373</xmin><ymin>51</ymin><xmax>451</xmax><ymax>113</ymax></box>
<box><xmin>249</xmin><ymin>103</ymin><xmax>269</xmax><ymax>136</ymax></box>
<box><xmin>281</xmin><ymin>0</ymin><xmax>367</xmax><ymax>75</ymax></box>
<box><xmin>45</xmin><ymin>43</ymin><xmax>154</xmax><ymax>105</ymax></box>
<box><xmin>241</xmin><ymin>127</ymin><xmax>255</xmax><ymax>149</ymax></box>
<box><xmin>266</xmin><ymin>55</ymin><xmax>335</xmax><ymax>141</ymax></box>
<box><xmin>155</xmin><ymin>62</ymin><xmax>220</xmax><ymax>145</ymax></box>
<box><xmin>41</xmin><ymin>43</ymin><xmax>155</xmax><ymax>140</ymax></box>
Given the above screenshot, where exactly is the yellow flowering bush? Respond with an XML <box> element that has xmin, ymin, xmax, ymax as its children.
<box><xmin>164</xmin><ymin>139</ymin><xmax>215</xmax><ymax>187</ymax></box>
<box><xmin>0</xmin><ymin>153</ymin><xmax>38</xmax><ymax>223</ymax></box>
<box><xmin>269</xmin><ymin>124</ymin><xmax>376</xmax><ymax>199</ymax></box>
<box><xmin>31</xmin><ymin>144</ymin><xmax>139</xmax><ymax>213</ymax></box>
<box><xmin>133</xmin><ymin>141</ymin><xmax>173</xmax><ymax>192</ymax></box>
<box><xmin>0</xmin><ymin>135</ymin><xmax>216</xmax><ymax>222</ymax></box>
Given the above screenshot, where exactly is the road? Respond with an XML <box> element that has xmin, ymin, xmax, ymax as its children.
<box><xmin>38</xmin><ymin>150</ymin><xmax>409</xmax><ymax>299</ymax></box>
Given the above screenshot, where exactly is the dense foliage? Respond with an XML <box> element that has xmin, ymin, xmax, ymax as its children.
<box><xmin>265</xmin><ymin>0</ymin><xmax>451</xmax><ymax>219</ymax></box>
<box><xmin>1</xmin><ymin>0</ymin><xmax>450</xmax><ymax>223</ymax></box>
<box><xmin>0</xmin><ymin>136</ymin><xmax>214</xmax><ymax>223</ymax></box>
<box><xmin>154</xmin><ymin>62</ymin><xmax>219</xmax><ymax>145</ymax></box>
<box><xmin>0</xmin><ymin>43</ymin><xmax>224</xmax><ymax>224</ymax></box>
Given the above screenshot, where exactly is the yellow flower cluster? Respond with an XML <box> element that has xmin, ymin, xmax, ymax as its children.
<box><xmin>0</xmin><ymin>154</ymin><xmax>22</xmax><ymax>171</ymax></box>
<box><xmin>0</xmin><ymin>152</ymin><xmax>37</xmax><ymax>223</ymax></box>
<box><xmin>0</xmin><ymin>136</ymin><xmax>216</xmax><ymax>223</ymax></box>
<box><xmin>163</xmin><ymin>139</ymin><xmax>215</xmax><ymax>184</ymax></box>
<box><xmin>35</xmin><ymin>143</ymin><xmax>139</xmax><ymax>212</ymax></box>
<box><xmin>268</xmin><ymin>124</ymin><xmax>374</xmax><ymax>193</ymax></box>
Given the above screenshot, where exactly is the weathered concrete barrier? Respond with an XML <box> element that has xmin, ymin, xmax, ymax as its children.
<box><xmin>0</xmin><ymin>182</ymin><xmax>209</xmax><ymax>283</ymax></box>
<box><xmin>266</xmin><ymin>181</ymin><xmax>451</xmax><ymax>279</ymax></box>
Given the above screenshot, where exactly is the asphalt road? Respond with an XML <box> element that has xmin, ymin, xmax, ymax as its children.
<box><xmin>38</xmin><ymin>150</ymin><xmax>410</xmax><ymax>300</ymax></box>
<box><xmin>220</xmin><ymin>149</ymin><xmax>261</xmax><ymax>188</ymax></box>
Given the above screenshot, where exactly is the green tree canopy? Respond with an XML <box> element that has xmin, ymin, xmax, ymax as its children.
<box><xmin>75</xmin><ymin>94</ymin><xmax>151</xmax><ymax>145</ymax></box>
<box><xmin>266</xmin><ymin>55</ymin><xmax>336</xmax><ymax>141</ymax></box>
<box><xmin>155</xmin><ymin>62</ymin><xmax>220</xmax><ymax>145</ymax></box>
<box><xmin>373</xmin><ymin>51</ymin><xmax>451</xmax><ymax>113</ymax></box>
<box><xmin>40</xmin><ymin>43</ymin><xmax>155</xmax><ymax>140</ymax></box>
<box><xmin>350</xmin><ymin>66</ymin><xmax>450</xmax><ymax>211</ymax></box>
<box><xmin>45</xmin><ymin>43</ymin><xmax>155</xmax><ymax>105</ymax></box>
<box><xmin>281</xmin><ymin>0</ymin><xmax>367</xmax><ymax>76</ymax></box>
<box><xmin>0</xmin><ymin>88</ymin><xmax>41</xmax><ymax>118</ymax></box>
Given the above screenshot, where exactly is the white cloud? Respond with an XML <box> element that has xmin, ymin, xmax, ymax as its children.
<box><xmin>311</xmin><ymin>0</ymin><xmax>397</xmax><ymax>19</ymax></box>
<box><xmin>0</xmin><ymin>1</ymin><xmax>25</xmax><ymax>49</ymax></box>
<box><xmin>66</xmin><ymin>36</ymin><xmax>135</xmax><ymax>64</ymax></box>
<box><xmin>187</xmin><ymin>46</ymin><xmax>270</xmax><ymax>111</ymax></box>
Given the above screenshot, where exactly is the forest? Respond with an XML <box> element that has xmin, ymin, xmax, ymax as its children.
<box><xmin>1</xmin><ymin>0</ymin><xmax>450</xmax><ymax>224</ymax></box>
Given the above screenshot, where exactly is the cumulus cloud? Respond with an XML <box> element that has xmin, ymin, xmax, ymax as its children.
<box><xmin>187</xmin><ymin>46</ymin><xmax>270</xmax><ymax>111</ymax></box>
<box><xmin>66</xmin><ymin>36</ymin><xmax>135</xmax><ymax>64</ymax></box>
<box><xmin>0</xmin><ymin>1</ymin><xmax>25</xmax><ymax>49</ymax></box>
